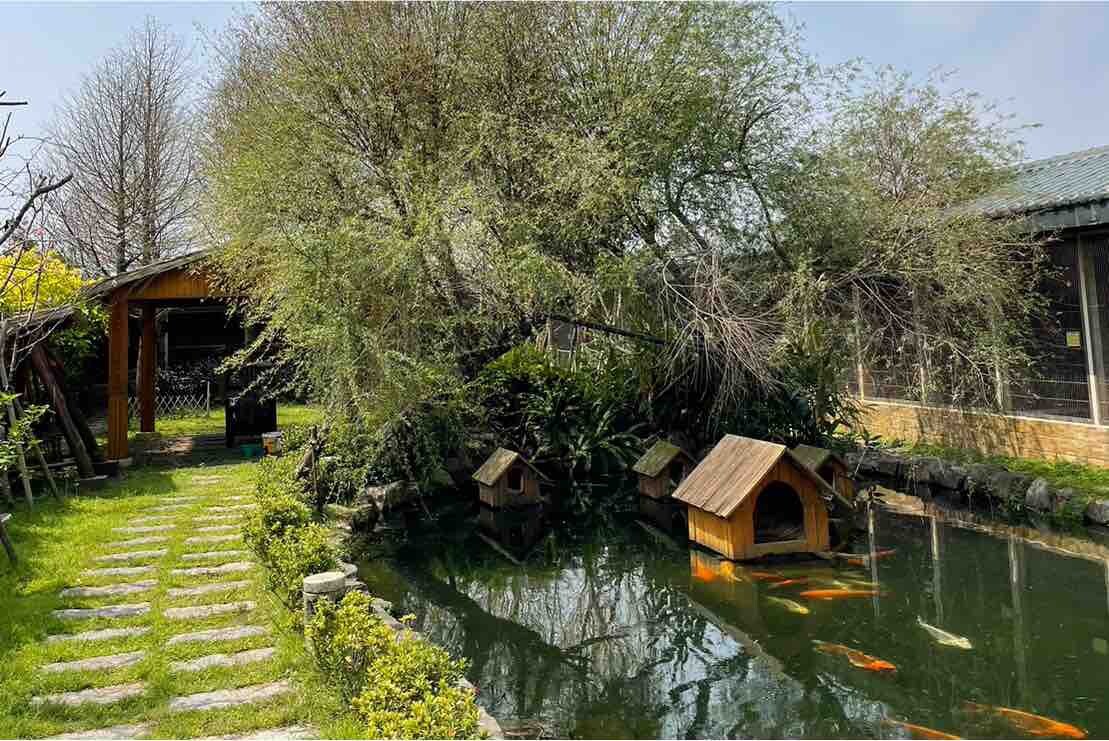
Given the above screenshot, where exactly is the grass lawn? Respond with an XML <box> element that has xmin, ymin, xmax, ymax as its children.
<box><xmin>888</xmin><ymin>441</ymin><xmax>1109</xmax><ymax>504</ymax></box>
<box><xmin>0</xmin><ymin>460</ymin><xmax>362</xmax><ymax>739</ymax></box>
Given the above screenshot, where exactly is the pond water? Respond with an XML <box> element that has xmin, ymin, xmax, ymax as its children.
<box><xmin>358</xmin><ymin>499</ymin><xmax>1109</xmax><ymax>739</ymax></box>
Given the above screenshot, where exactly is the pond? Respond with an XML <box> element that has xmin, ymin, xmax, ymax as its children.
<box><xmin>357</xmin><ymin>498</ymin><xmax>1109</xmax><ymax>739</ymax></box>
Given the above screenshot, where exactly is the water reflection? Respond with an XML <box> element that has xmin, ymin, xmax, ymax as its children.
<box><xmin>359</xmin><ymin>503</ymin><xmax>1109</xmax><ymax>739</ymax></box>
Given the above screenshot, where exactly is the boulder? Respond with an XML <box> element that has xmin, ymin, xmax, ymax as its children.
<box><xmin>1085</xmin><ymin>499</ymin><xmax>1109</xmax><ymax>526</ymax></box>
<box><xmin>963</xmin><ymin>463</ymin><xmax>999</xmax><ymax>495</ymax></box>
<box><xmin>1054</xmin><ymin>487</ymin><xmax>1077</xmax><ymax>513</ymax></box>
<box><xmin>855</xmin><ymin>450</ymin><xmax>902</xmax><ymax>480</ymax></box>
<box><xmin>988</xmin><ymin>470</ymin><xmax>1034</xmax><ymax>505</ymax></box>
<box><xmin>1024</xmin><ymin>478</ymin><xmax>1054</xmax><ymax>511</ymax></box>
<box><xmin>933</xmin><ymin>462</ymin><xmax>968</xmax><ymax>492</ymax></box>
<box><xmin>361</xmin><ymin>481</ymin><xmax>419</xmax><ymax>512</ymax></box>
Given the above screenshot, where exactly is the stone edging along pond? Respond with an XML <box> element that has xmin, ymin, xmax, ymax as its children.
<box><xmin>845</xmin><ymin>447</ymin><xmax>1109</xmax><ymax>527</ymax></box>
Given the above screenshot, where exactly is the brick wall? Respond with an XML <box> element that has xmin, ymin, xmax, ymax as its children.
<box><xmin>857</xmin><ymin>399</ymin><xmax>1109</xmax><ymax>468</ymax></box>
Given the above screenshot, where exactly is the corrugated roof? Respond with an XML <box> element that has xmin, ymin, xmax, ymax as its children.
<box><xmin>83</xmin><ymin>248</ymin><xmax>215</xmax><ymax>300</ymax></box>
<box><xmin>970</xmin><ymin>144</ymin><xmax>1109</xmax><ymax>217</ymax></box>
<box><xmin>791</xmin><ymin>444</ymin><xmax>843</xmax><ymax>473</ymax></box>
<box><xmin>632</xmin><ymin>440</ymin><xmax>690</xmax><ymax>477</ymax></box>
<box><xmin>673</xmin><ymin>435</ymin><xmax>788</xmax><ymax>518</ymax></box>
<box><xmin>472</xmin><ymin>448</ymin><xmax>547</xmax><ymax>487</ymax></box>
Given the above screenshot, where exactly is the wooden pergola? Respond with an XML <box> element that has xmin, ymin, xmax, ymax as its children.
<box><xmin>85</xmin><ymin>250</ymin><xmax>227</xmax><ymax>461</ymax></box>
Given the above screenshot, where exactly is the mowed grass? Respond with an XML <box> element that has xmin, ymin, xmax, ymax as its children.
<box><xmin>0</xmin><ymin>461</ymin><xmax>362</xmax><ymax>739</ymax></box>
<box><xmin>93</xmin><ymin>402</ymin><xmax>325</xmax><ymax>450</ymax></box>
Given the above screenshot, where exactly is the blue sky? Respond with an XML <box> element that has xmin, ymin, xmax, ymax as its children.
<box><xmin>3</xmin><ymin>2</ymin><xmax>1105</xmax><ymax>162</ymax></box>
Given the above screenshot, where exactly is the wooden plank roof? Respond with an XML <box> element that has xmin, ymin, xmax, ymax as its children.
<box><xmin>790</xmin><ymin>444</ymin><xmax>844</xmax><ymax>472</ymax></box>
<box><xmin>83</xmin><ymin>248</ymin><xmax>215</xmax><ymax>301</ymax></box>
<box><xmin>673</xmin><ymin>435</ymin><xmax>788</xmax><ymax>518</ymax></box>
<box><xmin>472</xmin><ymin>448</ymin><xmax>547</xmax><ymax>486</ymax></box>
<box><xmin>632</xmin><ymin>440</ymin><xmax>690</xmax><ymax>477</ymax></box>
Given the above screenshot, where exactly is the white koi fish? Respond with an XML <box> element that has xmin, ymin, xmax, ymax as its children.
<box><xmin>766</xmin><ymin>596</ymin><xmax>810</xmax><ymax>615</ymax></box>
<box><xmin>917</xmin><ymin>617</ymin><xmax>972</xmax><ymax>650</ymax></box>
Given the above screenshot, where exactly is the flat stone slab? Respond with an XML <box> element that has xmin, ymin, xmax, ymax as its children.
<box><xmin>195</xmin><ymin>725</ymin><xmax>314</xmax><ymax>740</ymax></box>
<box><xmin>129</xmin><ymin>516</ymin><xmax>175</xmax><ymax>525</ymax></box>
<box><xmin>106</xmin><ymin>536</ymin><xmax>168</xmax><ymax>548</ymax></box>
<box><xmin>40</xmin><ymin>650</ymin><xmax>146</xmax><ymax>674</ymax></box>
<box><xmin>32</xmin><ymin>682</ymin><xmax>146</xmax><ymax>707</ymax></box>
<box><xmin>182</xmin><ymin>549</ymin><xmax>249</xmax><ymax>562</ymax></box>
<box><xmin>47</xmin><ymin>723</ymin><xmax>151</xmax><ymax>739</ymax></box>
<box><xmin>81</xmin><ymin>566</ymin><xmax>155</xmax><ymax>579</ymax></box>
<box><xmin>46</xmin><ymin>627</ymin><xmax>151</xmax><ymax>644</ymax></box>
<box><xmin>207</xmin><ymin>505</ymin><xmax>256</xmax><ymax>513</ymax></box>
<box><xmin>185</xmin><ymin>534</ymin><xmax>240</xmax><ymax>545</ymax></box>
<box><xmin>164</xmin><ymin>601</ymin><xmax>256</xmax><ymax>620</ymax></box>
<box><xmin>195</xmin><ymin>515</ymin><xmax>241</xmax><ymax>524</ymax></box>
<box><xmin>168</xmin><ymin>680</ymin><xmax>291</xmax><ymax>712</ymax></box>
<box><xmin>196</xmin><ymin>524</ymin><xmax>238</xmax><ymax>533</ymax></box>
<box><xmin>169</xmin><ymin>647</ymin><xmax>275</xmax><ymax>673</ymax></box>
<box><xmin>167</xmin><ymin>580</ymin><xmax>252</xmax><ymax>599</ymax></box>
<box><xmin>171</xmin><ymin>562</ymin><xmax>254</xmax><ymax>578</ymax></box>
<box><xmin>95</xmin><ymin>549</ymin><xmax>167</xmax><ymax>563</ymax></box>
<box><xmin>53</xmin><ymin>603</ymin><xmax>150</xmax><ymax>621</ymax></box>
<box><xmin>113</xmin><ymin>525</ymin><xmax>174</xmax><ymax>534</ymax></box>
<box><xmin>166</xmin><ymin>625</ymin><xmax>270</xmax><ymax>645</ymax></box>
<box><xmin>61</xmin><ymin>581</ymin><xmax>157</xmax><ymax>599</ymax></box>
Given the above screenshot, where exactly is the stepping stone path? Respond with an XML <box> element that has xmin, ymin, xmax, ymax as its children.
<box><xmin>32</xmin><ymin>683</ymin><xmax>146</xmax><ymax>707</ymax></box>
<box><xmin>181</xmin><ymin>549</ymin><xmax>250</xmax><ymax>561</ymax></box>
<box><xmin>23</xmin><ymin>489</ymin><xmax>300</xmax><ymax>738</ymax></box>
<box><xmin>164</xmin><ymin>601</ymin><xmax>256</xmax><ymax>620</ymax></box>
<box><xmin>169</xmin><ymin>647</ymin><xmax>275</xmax><ymax>673</ymax></box>
<box><xmin>40</xmin><ymin>651</ymin><xmax>146</xmax><ymax>674</ymax></box>
<box><xmin>53</xmin><ymin>603</ymin><xmax>150</xmax><ymax>621</ymax></box>
<box><xmin>172</xmin><ymin>561</ymin><xmax>254</xmax><ymax>577</ymax></box>
<box><xmin>167</xmin><ymin>580</ymin><xmax>252</xmax><ymax>599</ymax></box>
<box><xmin>168</xmin><ymin>680</ymin><xmax>291</xmax><ymax>711</ymax></box>
<box><xmin>195</xmin><ymin>725</ymin><xmax>314</xmax><ymax>741</ymax></box>
<box><xmin>61</xmin><ymin>580</ymin><xmax>158</xmax><ymax>599</ymax></box>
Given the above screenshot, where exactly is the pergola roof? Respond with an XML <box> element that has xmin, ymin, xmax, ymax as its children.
<box><xmin>83</xmin><ymin>248</ymin><xmax>216</xmax><ymax>302</ymax></box>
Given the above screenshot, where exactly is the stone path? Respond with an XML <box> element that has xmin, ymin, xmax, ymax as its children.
<box><xmin>25</xmin><ymin>486</ymin><xmax>312</xmax><ymax>739</ymax></box>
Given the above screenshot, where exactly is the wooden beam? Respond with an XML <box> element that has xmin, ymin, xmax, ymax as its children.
<box><xmin>139</xmin><ymin>305</ymin><xmax>156</xmax><ymax>433</ymax></box>
<box><xmin>42</xmin><ymin>348</ymin><xmax>102</xmax><ymax>462</ymax></box>
<box><xmin>107</xmin><ymin>297</ymin><xmax>129</xmax><ymax>460</ymax></box>
<box><xmin>30</xmin><ymin>345</ymin><xmax>95</xmax><ymax>479</ymax></box>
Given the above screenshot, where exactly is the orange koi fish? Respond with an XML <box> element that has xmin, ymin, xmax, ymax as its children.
<box><xmin>748</xmin><ymin>571</ymin><xmax>784</xmax><ymax>581</ymax></box>
<box><xmin>768</xmin><ymin>578</ymin><xmax>809</xmax><ymax>589</ymax></box>
<box><xmin>882</xmin><ymin>719</ymin><xmax>961</xmax><ymax>739</ymax></box>
<box><xmin>846</xmin><ymin>548</ymin><xmax>898</xmax><ymax>567</ymax></box>
<box><xmin>691</xmin><ymin>564</ymin><xmax>718</xmax><ymax>583</ymax></box>
<box><xmin>799</xmin><ymin>589</ymin><xmax>881</xmax><ymax>600</ymax></box>
<box><xmin>813</xmin><ymin>640</ymin><xmax>897</xmax><ymax>673</ymax></box>
<box><xmin>963</xmin><ymin>702</ymin><xmax>1086</xmax><ymax>739</ymax></box>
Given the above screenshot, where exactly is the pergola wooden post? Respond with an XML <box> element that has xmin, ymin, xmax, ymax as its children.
<box><xmin>139</xmin><ymin>305</ymin><xmax>156</xmax><ymax>433</ymax></box>
<box><xmin>107</xmin><ymin>295</ymin><xmax>130</xmax><ymax>461</ymax></box>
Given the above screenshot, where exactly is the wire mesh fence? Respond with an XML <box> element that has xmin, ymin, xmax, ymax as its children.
<box><xmin>128</xmin><ymin>383</ymin><xmax>211</xmax><ymax>420</ymax></box>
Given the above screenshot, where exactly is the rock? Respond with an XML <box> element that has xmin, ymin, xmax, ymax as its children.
<box><xmin>40</xmin><ymin>651</ymin><xmax>146</xmax><ymax>674</ymax></box>
<box><xmin>166</xmin><ymin>625</ymin><xmax>270</xmax><ymax>645</ymax></box>
<box><xmin>361</xmin><ymin>481</ymin><xmax>419</xmax><ymax>513</ymax></box>
<box><xmin>338</xmin><ymin>561</ymin><xmax>358</xmax><ymax>578</ymax></box>
<box><xmin>47</xmin><ymin>723</ymin><xmax>151</xmax><ymax>739</ymax></box>
<box><xmin>194</xmin><ymin>725</ymin><xmax>315</xmax><ymax>741</ymax></box>
<box><xmin>32</xmin><ymin>683</ymin><xmax>146</xmax><ymax>707</ymax></box>
<box><xmin>113</xmin><ymin>525</ymin><xmax>174</xmax><ymax>534</ymax></box>
<box><xmin>302</xmin><ymin>571</ymin><xmax>346</xmax><ymax>595</ymax></box>
<box><xmin>164</xmin><ymin>601</ymin><xmax>256</xmax><ymax>620</ymax></box>
<box><xmin>1054</xmin><ymin>487</ymin><xmax>1077</xmax><ymax>513</ymax></box>
<box><xmin>181</xmin><ymin>549</ymin><xmax>250</xmax><ymax>562</ymax></box>
<box><xmin>168</xmin><ymin>680</ymin><xmax>291</xmax><ymax>712</ymax></box>
<box><xmin>95</xmin><ymin>549</ymin><xmax>167</xmax><ymax>563</ymax></box>
<box><xmin>963</xmin><ymin>463</ymin><xmax>997</xmax><ymax>495</ymax></box>
<box><xmin>81</xmin><ymin>566</ymin><xmax>155</xmax><ymax>579</ymax></box>
<box><xmin>906</xmin><ymin>457</ymin><xmax>942</xmax><ymax>485</ymax></box>
<box><xmin>171</xmin><ymin>562</ymin><xmax>254</xmax><ymax>577</ymax></box>
<box><xmin>933</xmin><ymin>462</ymin><xmax>968</xmax><ymax>492</ymax></box>
<box><xmin>350</xmin><ymin>503</ymin><xmax>379</xmax><ymax>534</ymax></box>
<box><xmin>167</xmin><ymin>580</ymin><xmax>252</xmax><ymax>599</ymax></box>
<box><xmin>195</xmin><ymin>524</ymin><xmax>238</xmax><ymax>533</ymax></box>
<box><xmin>1024</xmin><ymin>478</ymin><xmax>1054</xmax><ymax>511</ymax></box>
<box><xmin>106</xmin><ymin>536</ymin><xmax>168</xmax><ymax>548</ymax></box>
<box><xmin>1085</xmin><ymin>499</ymin><xmax>1109</xmax><ymax>526</ymax></box>
<box><xmin>185</xmin><ymin>534</ymin><xmax>240</xmax><ymax>545</ymax></box>
<box><xmin>45</xmin><ymin>627</ymin><xmax>150</xmax><ymax>644</ymax></box>
<box><xmin>989</xmin><ymin>470</ymin><xmax>1034</xmax><ymax>504</ymax></box>
<box><xmin>52</xmin><ymin>603</ymin><xmax>150</xmax><ymax>621</ymax></box>
<box><xmin>60</xmin><ymin>581</ymin><xmax>157</xmax><ymax>599</ymax></box>
<box><xmin>169</xmin><ymin>647</ymin><xmax>275</xmax><ymax>673</ymax></box>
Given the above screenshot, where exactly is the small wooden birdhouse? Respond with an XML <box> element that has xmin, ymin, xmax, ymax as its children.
<box><xmin>472</xmin><ymin>448</ymin><xmax>545</xmax><ymax>509</ymax></box>
<box><xmin>632</xmin><ymin>440</ymin><xmax>695</xmax><ymax>499</ymax></box>
<box><xmin>673</xmin><ymin>435</ymin><xmax>834</xmax><ymax>561</ymax></box>
<box><xmin>791</xmin><ymin>444</ymin><xmax>855</xmax><ymax>503</ymax></box>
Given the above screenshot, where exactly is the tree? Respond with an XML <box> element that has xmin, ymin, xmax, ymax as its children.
<box><xmin>50</xmin><ymin>17</ymin><xmax>196</xmax><ymax>277</ymax></box>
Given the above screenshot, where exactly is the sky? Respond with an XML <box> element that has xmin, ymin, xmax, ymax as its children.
<box><xmin>2</xmin><ymin>1</ymin><xmax>1106</xmax><ymax>163</ymax></box>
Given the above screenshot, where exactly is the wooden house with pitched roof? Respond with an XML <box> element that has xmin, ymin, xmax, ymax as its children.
<box><xmin>673</xmin><ymin>435</ymin><xmax>833</xmax><ymax>561</ymax></box>
<box><xmin>473</xmin><ymin>448</ymin><xmax>546</xmax><ymax>509</ymax></box>
<box><xmin>632</xmin><ymin>440</ymin><xmax>694</xmax><ymax>499</ymax></box>
<box><xmin>791</xmin><ymin>444</ymin><xmax>855</xmax><ymax>503</ymax></box>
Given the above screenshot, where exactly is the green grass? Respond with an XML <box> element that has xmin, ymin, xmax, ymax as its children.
<box><xmin>94</xmin><ymin>402</ymin><xmax>325</xmax><ymax>451</ymax></box>
<box><xmin>0</xmin><ymin>460</ymin><xmax>362</xmax><ymax>739</ymax></box>
<box><xmin>887</xmin><ymin>441</ymin><xmax>1109</xmax><ymax>505</ymax></box>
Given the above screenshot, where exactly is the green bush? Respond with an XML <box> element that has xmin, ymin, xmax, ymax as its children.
<box><xmin>243</xmin><ymin>490</ymin><xmax>312</xmax><ymax>565</ymax></box>
<box><xmin>359</xmin><ymin>682</ymin><xmax>482</xmax><ymax>740</ymax></box>
<box><xmin>305</xmin><ymin>591</ymin><xmax>394</xmax><ymax>701</ymax></box>
<box><xmin>265</xmin><ymin>523</ymin><xmax>340</xmax><ymax>609</ymax></box>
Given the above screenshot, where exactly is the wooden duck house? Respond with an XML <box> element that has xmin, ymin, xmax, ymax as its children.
<box><xmin>473</xmin><ymin>448</ymin><xmax>545</xmax><ymax>509</ymax></box>
<box><xmin>632</xmin><ymin>440</ymin><xmax>695</xmax><ymax>499</ymax></box>
<box><xmin>673</xmin><ymin>435</ymin><xmax>833</xmax><ymax>561</ymax></box>
<box><xmin>791</xmin><ymin>444</ymin><xmax>855</xmax><ymax>503</ymax></box>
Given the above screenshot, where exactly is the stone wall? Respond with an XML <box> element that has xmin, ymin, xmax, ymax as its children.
<box><xmin>857</xmin><ymin>399</ymin><xmax>1109</xmax><ymax>468</ymax></box>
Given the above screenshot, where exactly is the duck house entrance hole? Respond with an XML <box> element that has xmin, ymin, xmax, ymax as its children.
<box><xmin>754</xmin><ymin>482</ymin><xmax>804</xmax><ymax>543</ymax></box>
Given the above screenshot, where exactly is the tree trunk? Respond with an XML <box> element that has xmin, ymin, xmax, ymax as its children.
<box><xmin>30</xmin><ymin>345</ymin><xmax>95</xmax><ymax>478</ymax></box>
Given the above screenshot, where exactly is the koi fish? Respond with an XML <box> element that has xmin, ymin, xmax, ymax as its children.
<box><xmin>882</xmin><ymin>719</ymin><xmax>961</xmax><ymax>739</ymax></box>
<box><xmin>846</xmin><ymin>548</ymin><xmax>898</xmax><ymax>566</ymax></box>
<box><xmin>800</xmin><ymin>589</ymin><xmax>881</xmax><ymax>600</ymax></box>
<box><xmin>691</xmin><ymin>564</ymin><xmax>718</xmax><ymax>582</ymax></box>
<box><xmin>766</xmin><ymin>596</ymin><xmax>810</xmax><ymax>615</ymax></box>
<box><xmin>768</xmin><ymin>578</ymin><xmax>809</xmax><ymax>589</ymax></box>
<box><xmin>962</xmin><ymin>702</ymin><xmax>1086</xmax><ymax>739</ymax></box>
<box><xmin>917</xmin><ymin>617</ymin><xmax>972</xmax><ymax>650</ymax></box>
<box><xmin>748</xmin><ymin>571</ymin><xmax>784</xmax><ymax>581</ymax></box>
<box><xmin>812</xmin><ymin>640</ymin><xmax>897</xmax><ymax>673</ymax></box>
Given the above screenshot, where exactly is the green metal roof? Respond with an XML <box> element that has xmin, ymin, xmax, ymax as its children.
<box><xmin>472</xmin><ymin>447</ymin><xmax>547</xmax><ymax>486</ymax></box>
<box><xmin>632</xmin><ymin>440</ymin><xmax>690</xmax><ymax>478</ymax></box>
<box><xmin>970</xmin><ymin>145</ymin><xmax>1109</xmax><ymax>229</ymax></box>
<box><xmin>790</xmin><ymin>444</ymin><xmax>842</xmax><ymax>473</ymax></box>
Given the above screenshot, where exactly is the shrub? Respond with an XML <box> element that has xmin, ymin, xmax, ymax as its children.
<box><xmin>265</xmin><ymin>523</ymin><xmax>340</xmax><ymax>609</ymax></box>
<box><xmin>305</xmin><ymin>591</ymin><xmax>394</xmax><ymax>701</ymax></box>
<box><xmin>243</xmin><ymin>491</ymin><xmax>311</xmax><ymax>565</ymax></box>
<box><xmin>359</xmin><ymin>682</ymin><xmax>482</xmax><ymax>740</ymax></box>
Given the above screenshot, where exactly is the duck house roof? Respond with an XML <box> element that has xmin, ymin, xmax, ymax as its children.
<box><xmin>632</xmin><ymin>440</ymin><xmax>691</xmax><ymax>478</ymax></box>
<box><xmin>472</xmin><ymin>448</ymin><xmax>546</xmax><ymax>487</ymax></box>
<box><xmin>790</xmin><ymin>444</ymin><xmax>845</xmax><ymax>472</ymax></box>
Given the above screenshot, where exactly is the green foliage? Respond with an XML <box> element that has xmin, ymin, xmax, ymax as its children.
<box><xmin>243</xmin><ymin>488</ymin><xmax>310</xmax><ymax>565</ymax></box>
<box><xmin>264</xmin><ymin>523</ymin><xmax>339</xmax><ymax>610</ymax></box>
<box><xmin>0</xmin><ymin>393</ymin><xmax>47</xmax><ymax>474</ymax></box>
<box><xmin>305</xmin><ymin>590</ymin><xmax>393</xmax><ymax>702</ymax></box>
